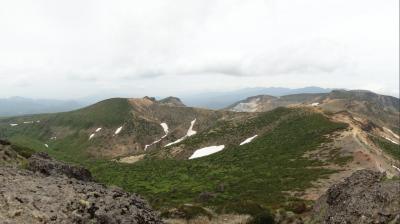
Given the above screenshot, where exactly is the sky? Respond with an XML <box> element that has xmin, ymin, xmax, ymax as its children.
<box><xmin>0</xmin><ymin>0</ymin><xmax>398</xmax><ymax>99</ymax></box>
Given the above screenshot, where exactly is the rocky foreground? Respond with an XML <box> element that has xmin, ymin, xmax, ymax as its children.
<box><xmin>0</xmin><ymin>143</ymin><xmax>163</xmax><ymax>224</ymax></box>
<box><xmin>312</xmin><ymin>169</ymin><xmax>400</xmax><ymax>224</ymax></box>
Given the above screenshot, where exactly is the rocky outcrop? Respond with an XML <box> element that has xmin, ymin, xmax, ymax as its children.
<box><xmin>28</xmin><ymin>152</ymin><xmax>93</xmax><ymax>182</ymax></box>
<box><xmin>0</xmin><ymin>166</ymin><xmax>163</xmax><ymax>223</ymax></box>
<box><xmin>158</xmin><ymin>97</ymin><xmax>186</xmax><ymax>107</ymax></box>
<box><xmin>0</xmin><ymin>148</ymin><xmax>163</xmax><ymax>224</ymax></box>
<box><xmin>312</xmin><ymin>169</ymin><xmax>400</xmax><ymax>224</ymax></box>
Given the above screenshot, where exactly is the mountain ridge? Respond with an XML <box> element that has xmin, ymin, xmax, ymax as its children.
<box><xmin>0</xmin><ymin>89</ymin><xmax>399</xmax><ymax>223</ymax></box>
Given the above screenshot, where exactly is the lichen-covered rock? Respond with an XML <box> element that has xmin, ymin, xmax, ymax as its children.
<box><xmin>28</xmin><ymin>152</ymin><xmax>93</xmax><ymax>181</ymax></box>
<box><xmin>0</xmin><ymin>166</ymin><xmax>163</xmax><ymax>224</ymax></box>
<box><xmin>312</xmin><ymin>169</ymin><xmax>400</xmax><ymax>224</ymax></box>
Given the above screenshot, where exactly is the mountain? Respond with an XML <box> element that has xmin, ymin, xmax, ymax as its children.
<box><xmin>0</xmin><ymin>97</ymin><xmax>84</xmax><ymax>117</ymax></box>
<box><xmin>181</xmin><ymin>86</ymin><xmax>332</xmax><ymax>109</ymax></box>
<box><xmin>228</xmin><ymin>89</ymin><xmax>400</xmax><ymax>133</ymax></box>
<box><xmin>0</xmin><ymin>92</ymin><xmax>398</xmax><ymax>222</ymax></box>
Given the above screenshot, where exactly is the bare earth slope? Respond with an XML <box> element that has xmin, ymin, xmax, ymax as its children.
<box><xmin>228</xmin><ymin>90</ymin><xmax>400</xmax><ymax>133</ymax></box>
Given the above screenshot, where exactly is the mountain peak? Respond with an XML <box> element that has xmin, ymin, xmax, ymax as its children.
<box><xmin>158</xmin><ymin>96</ymin><xmax>186</xmax><ymax>107</ymax></box>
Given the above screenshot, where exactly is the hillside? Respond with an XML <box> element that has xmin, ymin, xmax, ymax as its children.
<box><xmin>0</xmin><ymin>92</ymin><xmax>399</xmax><ymax>222</ymax></box>
<box><xmin>0</xmin><ymin>96</ymin><xmax>240</xmax><ymax>160</ymax></box>
<box><xmin>228</xmin><ymin>90</ymin><xmax>400</xmax><ymax>133</ymax></box>
<box><xmin>181</xmin><ymin>86</ymin><xmax>332</xmax><ymax>109</ymax></box>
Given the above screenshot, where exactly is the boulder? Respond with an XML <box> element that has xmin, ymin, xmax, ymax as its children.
<box><xmin>312</xmin><ymin>169</ymin><xmax>400</xmax><ymax>223</ymax></box>
<box><xmin>28</xmin><ymin>152</ymin><xmax>93</xmax><ymax>181</ymax></box>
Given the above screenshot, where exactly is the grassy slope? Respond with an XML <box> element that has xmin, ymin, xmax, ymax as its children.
<box><xmin>370</xmin><ymin>136</ymin><xmax>400</xmax><ymax>160</ymax></box>
<box><xmin>0</xmin><ymin>98</ymin><xmax>132</xmax><ymax>161</ymax></box>
<box><xmin>0</xmin><ymin>106</ymin><xmax>348</xmax><ymax>214</ymax></box>
<box><xmin>88</xmin><ymin>108</ymin><xmax>347</xmax><ymax>212</ymax></box>
<box><xmin>49</xmin><ymin>98</ymin><xmax>132</xmax><ymax>128</ymax></box>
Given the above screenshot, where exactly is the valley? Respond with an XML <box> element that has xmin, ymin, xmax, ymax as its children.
<box><xmin>0</xmin><ymin>90</ymin><xmax>399</xmax><ymax>223</ymax></box>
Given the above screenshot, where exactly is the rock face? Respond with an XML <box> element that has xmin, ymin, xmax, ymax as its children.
<box><xmin>0</xmin><ymin>151</ymin><xmax>163</xmax><ymax>224</ymax></box>
<box><xmin>28</xmin><ymin>152</ymin><xmax>93</xmax><ymax>182</ymax></box>
<box><xmin>312</xmin><ymin>169</ymin><xmax>400</xmax><ymax>224</ymax></box>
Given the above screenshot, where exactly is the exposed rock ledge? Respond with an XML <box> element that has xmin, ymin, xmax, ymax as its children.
<box><xmin>0</xmin><ymin>152</ymin><xmax>163</xmax><ymax>224</ymax></box>
<box><xmin>312</xmin><ymin>169</ymin><xmax>400</xmax><ymax>224</ymax></box>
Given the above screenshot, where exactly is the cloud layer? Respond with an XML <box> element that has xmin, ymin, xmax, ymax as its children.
<box><xmin>0</xmin><ymin>0</ymin><xmax>398</xmax><ymax>98</ymax></box>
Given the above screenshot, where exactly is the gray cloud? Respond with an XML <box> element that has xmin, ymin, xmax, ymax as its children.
<box><xmin>0</xmin><ymin>0</ymin><xmax>398</xmax><ymax>98</ymax></box>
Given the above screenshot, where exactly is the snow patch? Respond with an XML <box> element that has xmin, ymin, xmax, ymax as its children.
<box><xmin>189</xmin><ymin>145</ymin><xmax>225</xmax><ymax>159</ymax></box>
<box><xmin>165</xmin><ymin>137</ymin><xmax>185</xmax><ymax>147</ymax></box>
<box><xmin>392</xmin><ymin>165</ymin><xmax>400</xmax><ymax>173</ymax></box>
<box><xmin>36</xmin><ymin>120</ymin><xmax>40</xmax><ymax>123</ymax></box>
<box><xmin>383</xmin><ymin>136</ymin><xmax>399</xmax><ymax>145</ymax></box>
<box><xmin>144</xmin><ymin>123</ymin><xmax>170</xmax><ymax>151</ymax></box>
<box><xmin>95</xmin><ymin>128</ymin><xmax>102</xmax><ymax>132</ymax></box>
<box><xmin>44</xmin><ymin>144</ymin><xmax>49</xmax><ymax>148</ymax></box>
<box><xmin>384</xmin><ymin>127</ymin><xmax>399</xmax><ymax>139</ymax></box>
<box><xmin>240</xmin><ymin>135</ymin><xmax>258</xmax><ymax>145</ymax></box>
<box><xmin>165</xmin><ymin>119</ymin><xmax>197</xmax><ymax>147</ymax></box>
<box><xmin>114</xmin><ymin>126</ymin><xmax>123</xmax><ymax>135</ymax></box>
<box><xmin>23</xmin><ymin>121</ymin><xmax>34</xmax><ymax>124</ymax></box>
<box><xmin>89</xmin><ymin>133</ymin><xmax>95</xmax><ymax>140</ymax></box>
<box><xmin>187</xmin><ymin>119</ymin><xmax>197</xmax><ymax>136</ymax></box>
<box><xmin>160</xmin><ymin>123</ymin><xmax>169</xmax><ymax>135</ymax></box>
<box><xmin>50</xmin><ymin>136</ymin><xmax>57</xmax><ymax>140</ymax></box>
<box><xmin>311</xmin><ymin>102</ymin><xmax>320</xmax><ymax>107</ymax></box>
<box><xmin>9</xmin><ymin>124</ymin><xmax>18</xmax><ymax>127</ymax></box>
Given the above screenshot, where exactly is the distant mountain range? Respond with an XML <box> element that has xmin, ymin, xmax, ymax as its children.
<box><xmin>0</xmin><ymin>86</ymin><xmax>333</xmax><ymax>116</ymax></box>
<box><xmin>181</xmin><ymin>86</ymin><xmax>333</xmax><ymax>109</ymax></box>
<box><xmin>0</xmin><ymin>97</ymin><xmax>84</xmax><ymax>117</ymax></box>
<box><xmin>0</xmin><ymin>89</ymin><xmax>399</xmax><ymax>222</ymax></box>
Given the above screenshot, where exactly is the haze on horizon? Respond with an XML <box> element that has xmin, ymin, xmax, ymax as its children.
<box><xmin>0</xmin><ymin>0</ymin><xmax>398</xmax><ymax>99</ymax></box>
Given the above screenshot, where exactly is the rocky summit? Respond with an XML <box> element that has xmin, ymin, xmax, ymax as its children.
<box><xmin>0</xmin><ymin>147</ymin><xmax>163</xmax><ymax>223</ymax></box>
<box><xmin>312</xmin><ymin>169</ymin><xmax>400</xmax><ymax>224</ymax></box>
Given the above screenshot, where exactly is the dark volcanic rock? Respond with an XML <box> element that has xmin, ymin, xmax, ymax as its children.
<box><xmin>28</xmin><ymin>152</ymin><xmax>93</xmax><ymax>182</ymax></box>
<box><xmin>312</xmin><ymin>169</ymin><xmax>400</xmax><ymax>224</ymax></box>
<box><xmin>0</xmin><ymin>149</ymin><xmax>162</xmax><ymax>223</ymax></box>
<box><xmin>0</xmin><ymin>166</ymin><xmax>163</xmax><ymax>224</ymax></box>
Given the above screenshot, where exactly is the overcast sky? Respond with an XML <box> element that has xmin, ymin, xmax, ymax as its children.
<box><xmin>0</xmin><ymin>0</ymin><xmax>398</xmax><ymax>99</ymax></box>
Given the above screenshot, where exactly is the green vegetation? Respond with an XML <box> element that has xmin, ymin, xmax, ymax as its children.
<box><xmin>0</xmin><ymin>107</ymin><xmax>348</xmax><ymax>216</ymax></box>
<box><xmin>370</xmin><ymin>136</ymin><xmax>400</xmax><ymax>160</ymax></box>
<box><xmin>50</xmin><ymin>98</ymin><xmax>132</xmax><ymax>128</ymax></box>
<box><xmin>87</xmin><ymin>109</ymin><xmax>346</xmax><ymax>213</ymax></box>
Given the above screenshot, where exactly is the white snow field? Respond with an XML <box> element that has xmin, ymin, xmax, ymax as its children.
<box><xmin>9</xmin><ymin>124</ymin><xmax>18</xmax><ymax>127</ymax></box>
<box><xmin>95</xmin><ymin>128</ymin><xmax>102</xmax><ymax>132</ymax></box>
<box><xmin>189</xmin><ymin>145</ymin><xmax>225</xmax><ymax>159</ymax></box>
<box><xmin>240</xmin><ymin>135</ymin><xmax>258</xmax><ymax>145</ymax></box>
